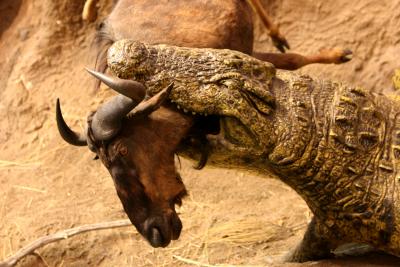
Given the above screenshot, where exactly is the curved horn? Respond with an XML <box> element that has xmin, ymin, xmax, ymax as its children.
<box><xmin>91</xmin><ymin>95</ymin><xmax>136</xmax><ymax>140</ymax></box>
<box><xmin>91</xmin><ymin>83</ymin><xmax>174</xmax><ymax>140</ymax></box>
<box><xmin>56</xmin><ymin>99</ymin><xmax>87</xmax><ymax>146</ymax></box>
<box><xmin>85</xmin><ymin>68</ymin><xmax>146</xmax><ymax>103</ymax></box>
<box><xmin>86</xmin><ymin>68</ymin><xmax>173</xmax><ymax>141</ymax></box>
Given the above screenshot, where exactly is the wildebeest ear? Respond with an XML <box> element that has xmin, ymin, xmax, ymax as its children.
<box><xmin>127</xmin><ymin>83</ymin><xmax>174</xmax><ymax>118</ymax></box>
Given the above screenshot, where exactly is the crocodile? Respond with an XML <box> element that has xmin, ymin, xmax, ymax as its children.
<box><xmin>57</xmin><ymin>39</ymin><xmax>400</xmax><ymax>261</ymax></box>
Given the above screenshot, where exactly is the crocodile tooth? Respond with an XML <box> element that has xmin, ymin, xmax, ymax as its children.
<box><xmin>177</xmin><ymin>105</ymin><xmax>181</xmax><ymax>109</ymax></box>
<box><xmin>183</xmin><ymin>108</ymin><xmax>188</xmax><ymax>113</ymax></box>
<box><xmin>192</xmin><ymin>111</ymin><xmax>196</xmax><ymax>115</ymax></box>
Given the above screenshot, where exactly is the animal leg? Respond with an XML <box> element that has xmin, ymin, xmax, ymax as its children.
<box><xmin>82</xmin><ymin>0</ymin><xmax>99</xmax><ymax>22</ymax></box>
<box><xmin>253</xmin><ymin>48</ymin><xmax>353</xmax><ymax>70</ymax></box>
<box><xmin>286</xmin><ymin>216</ymin><xmax>337</xmax><ymax>262</ymax></box>
<box><xmin>247</xmin><ymin>0</ymin><xmax>289</xmax><ymax>52</ymax></box>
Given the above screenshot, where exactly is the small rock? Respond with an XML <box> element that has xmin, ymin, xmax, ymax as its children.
<box><xmin>18</xmin><ymin>28</ymin><xmax>30</xmax><ymax>41</ymax></box>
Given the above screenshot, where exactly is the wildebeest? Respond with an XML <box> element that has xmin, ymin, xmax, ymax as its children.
<box><xmin>92</xmin><ymin>0</ymin><xmax>352</xmax><ymax>88</ymax></box>
<box><xmin>84</xmin><ymin>0</ymin><xmax>290</xmax><ymax>51</ymax></box>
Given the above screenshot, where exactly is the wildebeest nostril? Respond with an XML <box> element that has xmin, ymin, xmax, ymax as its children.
<box><xmin>143</xmin><ymin>215</ymin><xmax>177</xmax><ymax>247</ymax></box>
<box><xmin>148</xmin><ymin>227</ymin><xmax>164</xmax><ymax>248</ymax></box>
<box><xmin>171</xmin><ymin>214</ymin><xmax>182</xmax><ymax>240</ymax></box>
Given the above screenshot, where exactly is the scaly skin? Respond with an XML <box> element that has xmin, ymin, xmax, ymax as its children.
<box><xmin>107</xmin><ymin>39</ymin><xmax>400</xmax><ymax>261</ymax></box>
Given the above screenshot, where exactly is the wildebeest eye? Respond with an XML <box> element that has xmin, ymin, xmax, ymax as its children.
<box><xmin>93</xmin><ymin>155</ymin><xmax>99</xmax><ymax>160</ymax></box>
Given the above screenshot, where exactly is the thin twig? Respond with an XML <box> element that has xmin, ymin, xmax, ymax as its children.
<box><xmin>12</xmin><ymin>185</ymin><xmax>46</xmax><ymax>194</ymax></box>
<box><xmin>173</xmin><ymin>255</ymin><xmax>215</xmax><ymax>267</ymax></box>
<box><xmin>0</xmin><ymin>219</ymin><xmax>131</xmax><ymax>267</ymax></box>
<box><xmin>172</xmin><ymin>255</ymin><xmax>261</xmax><ymax>267</ymax></box>
<box><xmin>0</xmin><ymin>160</ymin><xmax>41</xmax><ymax>169</ymax></box>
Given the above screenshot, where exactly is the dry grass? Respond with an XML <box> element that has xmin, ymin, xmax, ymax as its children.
<box><xmin>172</xmin><ymin>255</ymin><xmax>265</xmax><ymax>267</ymax></box>
<box><xmin>205</xmin><ymin>218</ymin><xmax>293</xmax><ymax>246</ymax></box>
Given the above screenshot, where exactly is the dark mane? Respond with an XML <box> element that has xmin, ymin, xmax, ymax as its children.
<box><xmin>92</xmin><ymin>21</ymin><xmax>115</xmax><ymax>90</ymax></box>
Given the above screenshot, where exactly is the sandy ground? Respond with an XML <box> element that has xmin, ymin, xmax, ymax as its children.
<box><xmin>0</xmin><ymin>0</ymin><xmax>399</xmax><ymax>266</ymax></box>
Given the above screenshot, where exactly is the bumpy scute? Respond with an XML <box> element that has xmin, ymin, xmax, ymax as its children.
<box><xmin>106</xmin><ymin>40</ymin><xmax>400</xmax><ymax>261</ymax></box>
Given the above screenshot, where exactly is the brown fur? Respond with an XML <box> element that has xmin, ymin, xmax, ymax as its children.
<box><xmin>93</xmin><ymin>105</ymin><xmax>193</xmax><ymax>247</ymax></box>
<box><xmin>92</xmin><ymin>0</ymin><xmax>352</xmax><ymax>90</ymax></box>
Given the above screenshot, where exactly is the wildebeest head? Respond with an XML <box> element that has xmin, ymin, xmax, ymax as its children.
<box><xmin>56</xmin><ymin>74</ymin><xmax>192</xmax><ymax>247</ymax></box>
